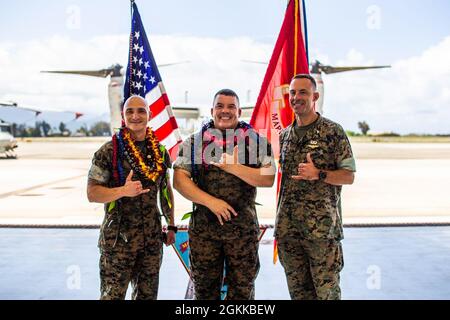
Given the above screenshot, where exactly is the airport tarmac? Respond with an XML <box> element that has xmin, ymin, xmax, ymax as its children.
<box><xmin>0</xmin><ymin>138</ymin><xmax>449</xmax><ymax>226</ymax></box>
<box><xmin>1</xmin><ymin>138</ymin><xmax>450</xmax><ymax>300</ymax></box>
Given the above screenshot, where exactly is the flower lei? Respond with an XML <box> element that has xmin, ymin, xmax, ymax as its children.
<box><xmin>191</xmin><ymin>120</ymin><xmax>256</xmax><ymax>179</ymax></box>
<box><xmin>112</xmin><ymin>127</ymin><xmax>164</xmax><ymax>186</ymax></box>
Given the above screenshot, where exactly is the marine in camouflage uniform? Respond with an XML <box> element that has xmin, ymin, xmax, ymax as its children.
<box><xmin>87</xmin><ymin>95</ymin><xmax>174</xmax><ymax>300</ymax></box>
<box><xmin>173</xmin><ymin>89</ymin><xmax>275</xmax><ymax>300</ymax></box>
<box><xmin>275</xmin><ymin>75</ymin><xmax>356</xmax><ymax>300</ymax></box>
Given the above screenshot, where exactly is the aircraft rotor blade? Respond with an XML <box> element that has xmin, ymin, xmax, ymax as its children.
<box><xmin>0</xmin><ymin>101</ymin><xmax>18</xmax><ymax>107</ymax></box>
<box><xmin>41</xmin><ymin>60</ymin><xmax>187</xmax><ymax>77</ymax></box>
<box><xmin>0</xmin><ymin>101</ymin><xmax>39</xmax><ymax>113</ymax></box>
<box><xmin>1</xmin><ymin>101</ymin><xmax>84</xmax><ymax>119</ymax></box>
<box><xmin>41</xmin><ymin>69</ymin><xmax>113</xmax><ymax>78</ymax></box>
<box><xmin>157</xmin><ymin>60</ymin><xmax>191</xmax><ymax>68</ymax></box>
<box><xmin>320</xmin><ymin>65</ymin><xmax>391</xmax><ymax>74</ymax></box>
<box><xmin>241</xmin><ymin>59</ymin><xmax>268</xmax><ymax>65</ymax></box>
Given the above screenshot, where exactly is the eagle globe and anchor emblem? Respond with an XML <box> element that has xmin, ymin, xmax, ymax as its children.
<box><xmin>270</xmin><ymin>84</ymin><xmax>294</xmax><ymax>133</ymax></box>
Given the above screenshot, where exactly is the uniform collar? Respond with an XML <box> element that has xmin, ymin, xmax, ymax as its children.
<box><xmin>291</xmin><ymin>112</ymin><xmax>322</xmax><ymax>129</ymax></box>
<box><xmin>288</xmin><ymin>113</ymin><xmax>322</xmax><ymax>142</ymax></box>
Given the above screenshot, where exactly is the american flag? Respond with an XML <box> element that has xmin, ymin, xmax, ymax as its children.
<box><xmin>124</xmin><ymin>2</ymin><xmax>182</xmax><ymax>160</ymax></box>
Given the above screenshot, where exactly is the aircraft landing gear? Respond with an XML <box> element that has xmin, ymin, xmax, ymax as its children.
<box><xmin>4</xmin><ymin>150</ymin><xmax>17</xmax><ymax>159</ymax></box>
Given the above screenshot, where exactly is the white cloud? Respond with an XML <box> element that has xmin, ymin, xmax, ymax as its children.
<box><xmin>0</xmin><ymin>34</ymin><xmax>127</xmax><ymax>114</ymax></box>
<box><xmin>322</xmin><ymin>36</ymin><xmax>450</xmax><ymax>134</ymax></box>
<box><xmin>0</xmin><ymin>34</ymin><xmax>272</xmax><ymax>118</ymax></box>
<box><xmin>0</xmin><ymin>34</ymin><xmax>449</xmax><ymax>134</ymax></box>
<box><xmin>152</xmin><ymin>35</ymin><xmax>273</xmax><ymax>108</ymax></box>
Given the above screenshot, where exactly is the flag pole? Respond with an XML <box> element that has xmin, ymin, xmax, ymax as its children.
<box><xmin>130</xmin><ymin>0</ymin><xmax>134</xmax><ymax>21</ymax></box>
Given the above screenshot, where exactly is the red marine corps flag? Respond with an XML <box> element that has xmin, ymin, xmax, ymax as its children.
<box><xmin>250</xmin><ymin>0</ymin><xmax>310</xmax><ymax>157</ymax></box>
<box><xmin>249</xmin><ymin>0</ymin><xmax>310</xmax><ymax>263</ymax></box>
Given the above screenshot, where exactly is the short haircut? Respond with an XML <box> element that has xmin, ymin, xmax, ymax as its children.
<box><xmin>292</xmin><ymin>74</ymin><xmax>317</xmax><ymax>90</ymax></box>
<box><xmin>213</xmin><ymin>89</ymin><xmax>240</xmax><ymax>106</ymax></box>
<box><xmin>123</xmin><ymin>95</ymin><xmax>148</xmax><ymax>111</ymax></box>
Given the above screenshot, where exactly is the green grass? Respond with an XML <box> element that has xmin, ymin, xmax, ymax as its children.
<box><xmin>17</xmin><ymin>135</ymin><xmax>450</xmax><ymax>144</ymax></box>
<box><xmin>349</xmin><ymin>136</ymin><xmax>450</xmax><ymax>143</ymax></box>
<box><xmin>18</xmin><ymin>137</ymin><xmax>109</xmax><ymax>143</ymax></box>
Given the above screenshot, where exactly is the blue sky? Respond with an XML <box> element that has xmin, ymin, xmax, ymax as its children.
<box><xmin>0</xmin><ymin>0</ymin><xmax>449</xmax><ymax>133</ymax></box>
<box><xmin>1</xmin><ymin>0</ymin><xmax>448</xmax><ymax>61</ymax></box>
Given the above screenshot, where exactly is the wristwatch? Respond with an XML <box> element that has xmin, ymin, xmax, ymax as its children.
<box><xmin>168</xmin><ymin>225</ymin><xmax>178</xmax><ymax>233</ymax></box>
<box><xmin>318</xmin><ymin>170</ymin><xmax>327</xmax><ymax>181</ymax></box>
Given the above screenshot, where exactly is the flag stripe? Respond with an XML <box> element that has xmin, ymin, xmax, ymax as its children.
<box><xmin>300</xmin><ymin>0</ymin><xmax>309</xmax><ymax>64</ymax></box>
<box><xmin>145</xmin><ymin>85</ymin><xmax>162</xmax><ymax>107</ymax></box>
<box><xmin>161</xmin><ymin>131</ymin><xmax>182</xmax><ymax>151</ymax></box>
<box><xmin>150</xmin><ymin>105</ymin><xmax>171</xmax><ymax>130</ymax></box>
<box><xmin>154</xmin><ymin>117</ymin><xmax>179</xmax><ymax>142</ymax></box>
<box><xmin>148</xmin><ymin>96</ymin><xmax>166</xmax><ymax>118</ymax></box>
<box><xmin>294</xmin><ymin>0</ymin><xmax>299</xmax><ymax>75</ymax></box>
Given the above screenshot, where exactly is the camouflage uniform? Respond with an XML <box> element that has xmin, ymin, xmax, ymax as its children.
<box><xmin>275</xmin><ymin>114</ymin><xmax>356</xmax><ymax>300</ymax></box>
<box><xmin>174</xmin><ymin>125</ymin><xmax>274</xmax><ymax>300</ymax></box>
<box><xmin>88</xmin><ymin>140</ymin><xmax>171</xmax><ymax>300</ymax></box>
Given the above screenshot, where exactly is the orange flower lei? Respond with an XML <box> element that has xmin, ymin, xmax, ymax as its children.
<box><xmin>122</xmin><ymin>127</ymin><xmax>164</xmax><ymax>183</ymax></box>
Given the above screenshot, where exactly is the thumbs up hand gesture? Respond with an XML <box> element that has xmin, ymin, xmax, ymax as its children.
<box><xmin>292</xmin><ymin>153</ymin><xmax>320</xmax><ymax>181</ymax></box>
<box><xmin>122</xmin><ymin>170</ymin><xmax>150</xmax><ymax>197</ymax></box>
<box><xmin>211</xmin><ymin>145</ymin><xmax>239</xmax><ymax>174</ymax></box>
